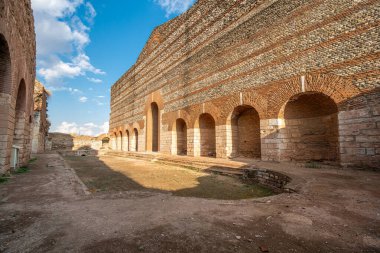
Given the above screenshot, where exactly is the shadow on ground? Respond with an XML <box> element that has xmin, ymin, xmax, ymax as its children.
<box><xmin>63</xmin><ymin>155</ymin><xmax>273</xmax><ymax>200</ymax></box>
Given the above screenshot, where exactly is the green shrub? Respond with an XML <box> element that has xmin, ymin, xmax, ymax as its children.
<box><xmin>14</xmin><ymin>166</ymin><xmax>30</xmax><ymax>174</ymax></box>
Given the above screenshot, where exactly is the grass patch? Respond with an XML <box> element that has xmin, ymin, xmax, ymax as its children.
<box><xmin>305</xmin><ymin>161</ymin><xmax>321</xmax><ymax>169</ymax></box>
<box><xmin>14</xmin><ymin>166</ymin><xmax>30</xmax><ymax>174</ymax></box>
<box><xmin>0</xmin><ymin>175</ymin><xmax>10</xmax><ymax>184</ymax></box>
<box><xmin>29</xmin><ymin>158</ymin><xmax>37</xmax><ymax>163</ymax></box>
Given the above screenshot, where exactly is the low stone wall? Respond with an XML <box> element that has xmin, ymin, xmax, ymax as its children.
<box><xmin>242</xmin><ymin>168</ymin><xmax>292</xmax><ymax>193</ymax></box>
<box><xmin>58</xmin><ymin>150</ymin><xmax>98</xmax><ymax>157</ymax></box>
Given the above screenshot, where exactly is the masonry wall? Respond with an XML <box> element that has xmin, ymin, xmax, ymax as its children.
<box><xmin>0</xmin><ymin>0</ymin><xmax>36</xmax><ymax>172</ymax></box>
<box><xmin>49</xmin><ymin>133</ymin><xmax>103</xmax><ymax>151</ymax></box>
<box><xmin>110</xmin><ymin>0</ymin><xmax>380</xmax><ymax>168</ymax></box>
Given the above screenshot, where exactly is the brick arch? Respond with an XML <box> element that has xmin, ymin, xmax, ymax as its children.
<box><xmin>133</xmin><ymin>120</ymin><xmax>144</xmax><ymax>130</ymax></box>
<box><xmin>214</xmin><ymin>92</ymin><xmax>266</xmax><ymax>124</ymax></box>
<box><xmin>187</xmin><ymin>102</ymin><xmax>220</xmax><ymax>128</ymax></box>
<box><xmin>143</xmin><ymin>90</ymin><xmax>164</xmax><ymax>113</ymax></box>
<box><xmin>125</xmin><ymin>124</ymin><xmax>134</xmax><ymax>133</ymax></box>
<box><xmin>15</xmin><ymin>79</ymin><xmax>27</xmax><ymax>112</ymax></box>
<box><xmin>267</xmin><ymin>73</ymin><xmax>360</xmax><ymax>119</ymax></box>
<box><xmin>0</xmin><ymin>33</ymin><xmax>12</xmax><ymax>95</ymax></box>
<box><xmin>163</xmin><ymin>110</ymin><xmax>191</xmax><ymax>131</ymax></box>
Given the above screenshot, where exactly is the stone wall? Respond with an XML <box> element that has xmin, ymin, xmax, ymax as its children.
<box><xmin>110</xmin><ymin>0</ymin><xmax>380</xmax><ymax>169</ymax></box>
<box><xmin>31</xmin><ymin>80</ymin><xmax>50</xmax><ymax>154</ymax></box>
<box><xmin>0</xmin><ymin>0</ymin><xmax>36</xmax><ymax>172</ymax></box>
<box><xmin>49</xmin><ymin>133</ymin><xmax>108</xmax><ymax>152</ymax></box>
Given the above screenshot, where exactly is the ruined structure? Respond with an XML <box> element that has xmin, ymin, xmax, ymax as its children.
<box><xmin>110</xmin><ymin>0</ymin><xmax>380</xmax><ymax>168</ymax></box>
<box><xmin>49</xmin><ymin>133</ymin><xmax>109</xmax><ymax>156</ymax></box>
<box><xmin>31</xmin><ymin>80</ymin><xmax>50</xmax><ymax>154</ymax></box>
<box><xmin>0</xmin><ymin>0</ymin><xmax>36</xmax><ymax>172</ymax></box>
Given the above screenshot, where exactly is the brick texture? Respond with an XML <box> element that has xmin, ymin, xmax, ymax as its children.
<box><xmin>110</xmin><ymin>0</ymin><xmax>380</xmax><ymax>169</ymax></box>
<box><xmin>0</xmin><ymin>0</ymin><xmax>36</xmax><ymax>172</ymax></box>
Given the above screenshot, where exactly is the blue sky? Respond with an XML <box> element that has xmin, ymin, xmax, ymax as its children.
<box><xmin>31</xmin><ymin>0</ymin><xmax>195</xmax><ymax>136</ymax></box>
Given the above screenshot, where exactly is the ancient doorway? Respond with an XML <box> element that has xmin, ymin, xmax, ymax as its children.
<box><xmin>176</xmin><ymin>118</ymin><xmax>187</xmax><ymax>155</ymax></box>
<box><xmin>281</xmin><ymin>92</ymin><xmax>339</xmax><ymax>162</ymax></box>
<box><xmin>199</xmin><ymin>113</ymin><xmax>216</xmax><ymax>157</ymax></box>
<box><xmin>150</xmin><ymin>102</ymin><xmax>159</xmax><ymax>152</ymax></box>
<box><xmin>133</xmin><ymin>128</ymin><xmax>138</xmax><ymax>151</ymax></box>
<box><xmin>0</xmin><ymin>34</ymin><xmax>11</xmax><ymax>167</ymax></box>
<box><xmin>126</xmin><ymin>130</ymin><xmax>130</xmax><ymax>151</ymax></box>
<box><xmin>118</xmin><ymin>131</ymin><xmax>123</xmax><ymax>151</ymax></box>
<box><xmin>12</xmin><ymin>80</ymin><xmax>27</xmax><ymax>150</ymax></box>
<box><xmin>230</xmin><ymin>105</ymin><xmax>261</xmax><ymax>158</ymax></box>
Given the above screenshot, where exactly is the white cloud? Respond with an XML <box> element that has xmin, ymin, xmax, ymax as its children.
<box><xmin>100</xmin><ymin>121</ymin><xmax>109</xmax><ymax>133</ymax></box>
<box><xmin>32</xmin><ymin>0</ymin><xmax>83</xmax><ymax>18</ymax></box>
<box><xmin>32</xmin><ymin>0</ymin><xmax>105</xmax><ymax>86</ymax></box>
<box><xmin>97</xmin><ymin>95</ymin><xmax>105</xmax><ymax>98</ymax></box>
<box><xmin>85</xmin><ymin>2</ymin><xmax>96</xmax><ymax>23</ymax></box>
<box><xmin>79</xmin><ymin>96</ymin><xmax>88</xmax><ymax>103</ymax></box>
<box><xmin>47</xmin><ymin>86</ymin><xmax>82</xmax><ymax>94</ymax></box>
<box><xmin>154</xmin><ymin>0</ymin><xmax>195</xmax><ymax>17</ymax></box>
<box><xmin>87</xmin><ymin>77</ymin><xmax>103</xmax><ymax>83</ymax></box>
<box><xmin>38</xmin><ymin>54</ymin><xmax>104</xmax><ymax>84</ymax></box>
<box><xmin>55</xmin><ymin>121</ymin><xmax>109</xmax><ymax>136</ymax></box>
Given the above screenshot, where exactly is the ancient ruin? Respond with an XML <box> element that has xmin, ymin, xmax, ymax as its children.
<box><xmin>110</xmin><ymin>0</ymin><xmax>380</xmax><ymax>169</ymax></box>
<box><xmin>0</xmin><ymin>0</ymin><xmax>36</xmax><ymax>172</ymax></box>
<box><xmin>31</xmin><ymin>80</ymin><xmax>50</xmax><ymax>154</ymax></box>
<box><xmin>48</xmin><ymin>133</ymin><xmax>109</xmax><ymax>156</ymax></box>
<box><xmin>0</xmin><ymin>0</ymin><xmax>380</xmax><ymax>252</ymax></box>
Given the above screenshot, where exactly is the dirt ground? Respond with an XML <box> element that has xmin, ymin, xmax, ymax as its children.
<box><xmin>64</xmin><ymin>155</ymin><xmax>273</xmax><ymax>199</ymax></box>
<box><xmin>0</xmin><ymin>153</ymin><xmax>379</xmax><ymax>253</ymax></box>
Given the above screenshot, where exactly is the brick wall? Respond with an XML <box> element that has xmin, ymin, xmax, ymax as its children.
<box><xmin>0</xmin><ymin>0</ymin><xmax>36</xmax><ymax>172</ymax></box>
<box><xmin>110</xmin><ymin>0</ymin><xmax>380</xmax><ymax>169</ymax></box>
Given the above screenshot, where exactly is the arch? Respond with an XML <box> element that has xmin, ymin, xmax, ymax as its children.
<box><xmin>279</xmin><ymin>92</ymin><xmax>339</xmax><ymax>162</ymax></box>
<box><xmin>0</xmin><ymin>33</ymin><xmax>11</xmax><ymax>94</ymax></box>
<box><xmin>228</xmin><ymin>105</ymin><xmax>261</xmax><ymax>158</ymax></box>
<box><xmin>163</xmin><ymin>110</ymin><xmax>191</xmax><ymax>132</ymax></box>
<box><xmin>267</xmin><ymin>73</ymin><xmax>360</xmax><ymax>119</ymax></box>
<box><xmin>12</xmin><ymin>80</ymin><xmax>27</xmax><ymax>160</ymax></box>
<box><xmin>133</xmin><ymin>128</ymin><xmax>139</xmax><ymax>152</ymax></box>
<box><xmin>0</xmin><ymin>34</ymin><xmax>12</xmax><ymax>168</ymax></box>
<box><xmin>172</xmin><ymin>118</ymin><xmax>187</xmax><ymax>155</ymax></box>
<box><xmin>118</xmin><ymin>131</ymin><xmax>123</xmax><ymax>151</ymax></box>
<box><xmin>215</xmin><ymin>93</ymin><xmax>266</xmax><ymax>124</ymax></box>
<box><xmin>125</xmin><ymin>130</ymin><xmax>130</xmax><ymax>151</ymax></box>
<box><xmin>198</xmin><ymin>113</ymin><xmax>216</xmax><ymax>157</ymax></box>
<box><xmin>147</xmin><ymin>102</ymin><xmax>159</xmax><ymax>152</ymax></box>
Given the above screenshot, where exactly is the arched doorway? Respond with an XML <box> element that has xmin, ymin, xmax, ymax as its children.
<box><xmin>133</xmin><ymin>128</ymin><xmax>138</xmax><ymax>151</ymax></box>
<box><xmin>0</xmin><ymin>34</ymin><xmax>11</xmax><ymax>94</ymax></box>
<box><xmin>199</xmin><ymin>113</ymin><xmax>216</xmax><ymax>157</ymax></box>
<box><xmin>175</xmin><ymin>118</ymin><xmax>187</xmax><ymax>155</ymax></box>
<box><xmin>0</xmin><ymin>34</ymin><xmax>12</xmax><ymax>168</ymax></box>
<box><xmin>147</xmin><ymin>102</ymin><xmax>159</xmax><ymax>152</ymax></box>
<box><xmin>230</xmin><ymin>105</ymin><xmax>261</xmax><ymax>158</ymax></box>
<box><xmin>280</xmin><ymin>92</ymin><xmax>339</xmax><ymax>162</ymax></box>
<box><xmin>13</xmin><ymin>80</ymin><xmax>27</xmax><ymax>149</ymax></box>
<box><xmin>126</xmin><ymin>130</ymin><xmax>130</xmax><ymax>151</ymax></box>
